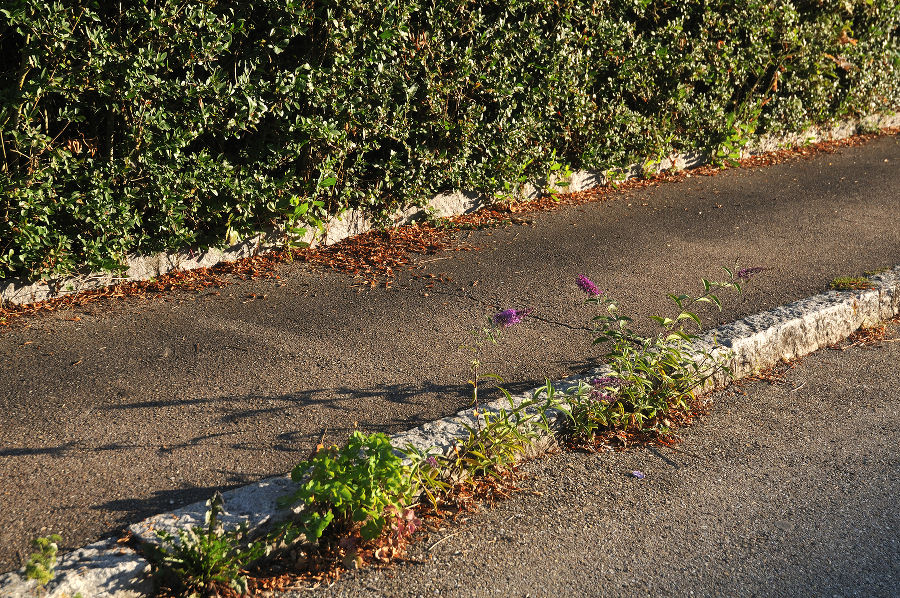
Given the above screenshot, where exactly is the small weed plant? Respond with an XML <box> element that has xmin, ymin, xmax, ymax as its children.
<box><xmin>406</xmin><ymin>390</ymin><xmax>548</xmax><ymax>509</ymax></box>
<box><xmin>863</xmin><ymin>267</ymin><xmax>890</xmax><ymax>277</ymax></box>
<box><xmin>405</xmin><ymin>308</ymin><xmax>547</xmax><ymax>511</ymax></box>
<box><xmin>446</xmin><ymin>393</ymin><xmax>547</xmax><ymax>482</ymax></box>
<box><xmin>279</xmin><ymin>431</ymin><xmax>415</xmax><ymax>543</ymax></box>
<box><xmin>460</xmin><ymin>306</ymin><xmax>531</xmax><ymax>417</ymax></box>
<box><xmin>25</xmin><ymin>534</ymin><xmax>62</xmax><ymax>589</ymax></box>
<box><xmin>712</xmin><ymin>108</ymin><xmax>761</xmax><ymax>166</ymax></box>
<box><xmin>829</xmin><ymin>276</ymin><xmax>874</xmax><ymax>291</ymax></box>
<box><xmin>145</xmin><ymin>492</ymin><xmax>265</xmax><ymax>597</ymax></box>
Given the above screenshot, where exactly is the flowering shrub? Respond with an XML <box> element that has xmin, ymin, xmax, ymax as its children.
<box><xmin>401</xmin><ymin>306</ymin><xmax>546</xmax><ymax>510</ymax></box>
<box><xmin>559</xmin><ymin>269</ymin><xmax>756</xmax><ymax>440</ymax></box>
<box><xmin>492</xmin><ymin>308</ymin><xmax>531</xmax><ymax>328</ymax></box>
<box><xmin>462</xmin><ymin>306</ymin><xmax>531</xmax><ymax>413</ymax></box>
<box><xmin>576</xmin><ymin>274</ymin><xmax>602</xmax><ymax>297</ymax></box>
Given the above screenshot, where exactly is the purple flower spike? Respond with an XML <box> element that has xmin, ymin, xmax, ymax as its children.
<box><xmin>576</xmin><ymin>274</ymin><xmax>601</xmax><ymax>297</ymax></box>
<box><xmin>630</xmin><ymin>470</ymin><xmax>645</xmax><ymax>479</ymax></box>
<box><xmin>426</xmin><ymin>456</ymin><xmax>439</xmax><ymax>469</ymax></box>
<box><xmin>492</xmin><ymin>308</ymin><xmax>530</xmax><ymax>328</ymax></box>
<box><xmin>589</xmin><ymin>390</ymin><xmax>614</xmax><ymax>403</ymax></box>
<box><xmin>736</xmin><ymin>267</ymin><xmax>767</xmax><ymax>281</ymax></box>
<box><xmin>591</xmin><ymin>376</ymin><xmax>628</xmax><ymax>389</ymax></box>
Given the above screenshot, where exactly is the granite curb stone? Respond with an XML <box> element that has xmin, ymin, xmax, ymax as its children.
<box><xmin>0</xmin><ymin>539</ymin><xmax>152</xmax><ymax>598</ymax></box>
<box><xmin>1</xmin><ymin>266</ymin><xmax>898</xmax><ymax>597</ymax></box>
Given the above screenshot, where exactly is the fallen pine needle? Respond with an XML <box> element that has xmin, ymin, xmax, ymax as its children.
<box><xmin>428</xmin><ymin>531</ymin><xmax>462</xmax><ymax>552</ymax></box>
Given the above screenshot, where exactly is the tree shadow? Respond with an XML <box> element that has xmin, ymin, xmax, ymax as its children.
<box><xmin>0</xmin><ymin>441</ymin><xmax>79</xmax><ymax>457</ymax></box>
<box><xmin>95</xmin><ymin>483</ymin><xmax>248</xmax><ymax>529</ymax></box>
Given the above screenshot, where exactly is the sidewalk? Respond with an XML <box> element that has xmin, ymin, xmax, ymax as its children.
<box><xmin>292</xmin><ymin>321</ymin><xmax>900</xmax><ymax>598</ymax></box>
<box><xmin>1</xmin><ymin>133</ymin><xmax>898</xmax><ymax>574</ymax></box>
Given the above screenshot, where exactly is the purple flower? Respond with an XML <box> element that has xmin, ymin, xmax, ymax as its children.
<box><xmin>492</xmin><ymin>308</ymin><xmax>530</xmax><ymax>327</ymax></box>
<box><xmin>576</xmin><ymin>274</ymin><xmax>601</xmax><ymax>297</ymax></box>
<box><xmin>736</xmin><ymin>267</ymin><xmax>767</xmax><ymax>281</ymax></box>
<box><xmin>591</xmin><ymin>376</ymin><xmax>628</xmax><ymax>389</ymax></box>
<box><xmin>630</xmin><ymin>470</ymin><xmax>645</xmax><ymax>479</ymax></box>
<box><xmin>589</xmin><ymin>390</ymin><xmax>614</xmax><ymax>403</ymax></box>
<box><xmin>588</xmin><ymin>376</ymin><xmax>628</xmax><ymax>402</ymax></box>
<box><xmin>425</xmin><ymin>456</ymin><xmax>439</xmax><ymax>469</ymax></box>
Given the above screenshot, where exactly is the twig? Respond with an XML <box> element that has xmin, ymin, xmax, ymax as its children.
<box><xmin>790</xmin><ymin>382</ymin><xmax>806</xmax><ymax>392</ymax></box>
<box><xmin>416</xmin><ymin>256</ymin><xmax>453</xmax><ymax>264</ymax></box>
<box><xmin>391</xmin><ymin>555</ymin><xmax>426</xmax><ymax>565</ymax></box>
<box><xmin>428</xmin><ymin>530</ymin><xmax>462</xmax><ymax>551</ymax></box>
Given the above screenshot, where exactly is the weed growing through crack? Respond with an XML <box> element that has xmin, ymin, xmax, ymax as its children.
<box><xmin>25</xmin><ymin>534</ymin><xmax>62</xmax><ymax>590</ymax></box>
<box><xmin>403</xmin><ymin>448</ymin><xmax>451</xmax><ymax>513</ymax></box>
<box><xmin>278</xmin><ymin>431</ymin><xmax>416</xmax><ymax>544</ymax></box>
<box><xmin>829</xmin><ymin>276</ymin><xmax>875</xmax><ymax>291</ymax></box>
<box><xmin>405</xmin><ymin>389</ymin><xmax>551</xmax><ymax>513</ymax></box>
<box><xmin>461</xmin><ymin>306</ymin><xmax>531</xmax><ymax>419</ymax></box>
<box><xmin>145</xmin><ymin>492</ymin><xmax>265</xmax><ymax>597</ymax></box>
<box><xmin>404</xmin><ymin>308</ymin><xmax>551</xmax><ymax>513</ymax></box>
<box><xmin>862</xmin><ymin>267</ymin><xmax>890</xmax><ymax>277</ymax></box>
<box><xmin>459</xmin><ymin>307</ymin><xmax>543</xmax><ymax>472</ymax></box>
<box><xmin>446</xmin><ymin>392</ymin><xmax>547</xmax><ymax>482</ymax></box>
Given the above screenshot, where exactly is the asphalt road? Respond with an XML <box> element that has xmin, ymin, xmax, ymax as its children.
<box><xmin>297</xmin><ymin>322</ymin><xmax>900</xmax><ymax>598</ymax></box>
<box><xmin>0</xmin><ymin>134</ymin><xmax>898</xmax><ymax>572</ymax></box>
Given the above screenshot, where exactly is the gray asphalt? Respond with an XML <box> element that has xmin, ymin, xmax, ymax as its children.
<box><xmin>298</xmin><ymin>321</ymin><xmax>900</xmax><ymax>598</ymax></box>
<box><xmin>1</xmin><ymin>134</ymin><xmax>899</xmax><ymax>572</ymax></box>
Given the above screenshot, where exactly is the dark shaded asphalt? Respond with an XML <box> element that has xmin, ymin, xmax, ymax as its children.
<box><xmin>0</xmin><ymin>134</ymin><xmax>898</xmax><ymax>572</ymax></box>
<box><xmin>298</xmin><ymin>322</ymin><xmax>900</xmax><ymax>598</ymax></box>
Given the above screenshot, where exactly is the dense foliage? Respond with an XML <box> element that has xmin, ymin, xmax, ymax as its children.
<box><xmin>280</xmin><ymin>431</ymin><xmax>415</xmax><ymax>542</ymax></box>
<box><xmin>2</xmin><ymin>0</ymin><xmax>898</xmax><ymax>280</ymax></box>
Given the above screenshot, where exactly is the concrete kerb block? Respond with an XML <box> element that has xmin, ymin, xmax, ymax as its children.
<box><xmin>746</xmin><ymin>113</ymin><xmax>900</xmax><ymax>157</ymax></box>
<box><xmin>873</xmin><ymin>266</ymin><xmax>900</xmax><ymax>319</ymax></box>
<box><xmin>389</xmin><ymin>370</ymin><xmax>604</xmax><ymax>461</ymax></box>
<box><xmin>128</xmin><ymin>475</ymin><xmax>297</xmax><ymax>546</ymax></box>
<box><xmin>426</xmin><ymin>191</ymin><xmax>485</xmax><ymax>219</ymax></box>
<box><xmin>322</xmin><ymin>209</ymin><xmax>372</xmax><ymax>246</ymax></box>
<box><xmin>0</xmin><ymin>234</ymin><xmax>274</xmax><ymax>307</ymax></box>
<box><xmin>701</xmin><ymin>267</ymin><xmax>900</xmax><ymax>381</ymax></box>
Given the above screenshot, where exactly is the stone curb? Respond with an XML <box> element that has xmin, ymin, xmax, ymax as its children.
<box><xmin>1</xmin><ymin>267</ymin><xmax>898</xmax><ymax>597</ymax></box>
<box><xmin>3</xmin><ymin>114</ymin><xmax>898</xmax><ymax>307</ymax></box>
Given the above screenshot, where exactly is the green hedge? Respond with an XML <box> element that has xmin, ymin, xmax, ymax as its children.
<box><xmin>2</xmin><ymin>0</ymin><xmax>898</xmax><ymax>280</ymax></box>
